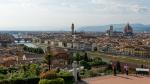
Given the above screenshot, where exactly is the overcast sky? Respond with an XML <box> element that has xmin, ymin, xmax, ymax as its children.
<box><xmin>0</xmin><ymin>0</ymin><xmax>150</xmax><ymax>30</ymax></box>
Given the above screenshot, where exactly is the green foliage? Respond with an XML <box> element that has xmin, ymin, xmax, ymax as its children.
<box><xmin>90</xmin><ymin>58</ymin><xmax>107</xmax><ymax>66</ymax></box>
<box><xmin>73</xmin><ymin>52</ymin><xmax>107</xmax><ymax>69</ymax></box>
<box><xmin>40</xmin><ymin>70</ymin><xmax>74</xmax><ymax>84</ymax></box>
<box><xmin>104</xmin><ymin>70</ymin><xmax>113</xmax><ymax>75</ymax></box>
<box><xmin>8</xmin><ymin>64</ymin><xmax>40</xmax><ymax>80</ymax></box>
<box><xmin>39</xmin><ymin>79</ymin><xmax>49</xmax><ymax>84</ymax></box>
<box><xmin>116</xmin><ymin>61</ymin><xmax>121</xmax><ymax>73</ymax></box>
<box><xmin>0</xmin><ymin>64</ymin><xmax>40</xmax><ymax>81</ymax></box>
<box><xmin>57</xmin><ymin>70</ymin><xmax>72</xmax><ymax>76</ymax></box>
<box><xmin>7</xmin><ymin>67</ymin><xmax>17</xmax><ymax>73</ymax></box>
<box><xmin>83</xmin><ymin>52</ymin><xmax>89</xmax><ymax>61</ymax></box>
<box><xmin>80</xmin><ymin>60</ymin><xmax>91</xmax><ymax>70</ymax></box>
<box><xmin>29</xmin><ymin>64</ymin><xmax>41</xmax><ymax>76</ymax></box>
<box><xmin>73</xmin><ymin>52</ymin><xmax>82</xmax><ymax>62</ymax></box>
<box><xmin>0</xmin><ymin>77</ymin><xmax>40</xmax><ymax>84</ymax></box>
<box><xmin>23</xmin><ymin>46</ymin><xmax>44</xmax><ymax>54</ymax></box>
<box><xmin>39</xmin><ymin>78</ymin><xmax>64</xmax><ymax>84</ymax></box>
<box><xmin>0</xmin><ymin>67</ymin><xmax>7</xmax><ymax>74</ymax></box>
<box><xmin>73</xmin><ymin>52</ymin><xmax>89</xmax><ymax>62</ymax></box>
<box><xmin>88</xmin><ymin>70</ymin><xmax>97</xmax><ymax>77</ymax></box>
<box><xmin>80</xmin><ymin>69</ymin><xmax>97</xmax><ymax>78</ymax></box>
<box><xmin>58</xmin><ymin>76</ymin><xmax>74</xmax><ymax>84</ymax></box>
<box><xmin>40</xmin><ymin>70</ymin><xmax>57</xmax><ymax>80</ymax></box>
<box><xmin>44</xmin><ymin>54</ymin><xmax>52</xmax><ymax>70</ymax></box>
<box><xmin>0</xmin><ymin>66</ymin><xmax>73</xmax><ymax>84</ymax></box>
<box><xmin>0</xmin><ymin>74</ymin><xmax>6</xmax><ymax>80</ymax></box>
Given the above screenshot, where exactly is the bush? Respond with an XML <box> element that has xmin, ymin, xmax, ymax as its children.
<box><xmin>0</xmin><ymin>74</ymin><xmax>6</xmax><ymax>80</ymax></box>
<box><xmin>24</xmin><ymin>77</ymin><xmax>40</xmax><ymax>84</ymax></box>
<box><xmin>0</xmin><ymin>77</ymin><xmax>40</xmax><ymax>84</ymax></box>
<box><xmin>39</xmin><ymin>78</ymin><xmax>64</xmax><ymax>84</ymax></box>
<box><xmin>58</xmin><ymin>76</ymin><xmax>74</xmax><ymax>84</ymax></box>
<box><xmin>40</xmin><ymin>71</ymin><xmax>57</xmax><ymax>79</ymax></box>
<box><xmin>80</xmin><ymin>60</ymin><xmax>91</xmax><ymax>70</ymax></box>
<box><xmin>57</xmin><ymin>70</ymin><xmax>72</xmax><ymax>76</ymax></box>
<box><xmin>57</xmin><ymin>70</ymin><xmax>74</xmax><ymax>84</ymax></box>
<box><xmin>82</xmin><ymin>70</ymin><xmax>98</xmax><ymax>77</ymax></box>
<box><xmin>0</xmin><ymin>67</ymin><xmax>7</xmax><ymax>74</ymax></box>
<box><xmin>90</xmin><ymin>58</ymin><xmax>107</xmax><ymax>66</ymax></box>
<box><xmin>23</xmin><ymin>45</ymin><xmax>44</xmax><ymax>54</ymax></box>
<box><xmin>39</xmin><ymin>70</ymin><xmax>74</xmax><ymax>84</ymax></box>
<box><xmin>89</xmin><ymin>70</ymin><xmax>97</xmax><ymax>77</ymax></box>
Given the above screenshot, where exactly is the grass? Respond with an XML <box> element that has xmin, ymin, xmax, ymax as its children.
<box><xmin>88</xmin><ymin>52</ymin><xmax>150</xmax><ymax>67</ymax></box>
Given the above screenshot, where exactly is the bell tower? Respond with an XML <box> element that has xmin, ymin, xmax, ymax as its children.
<box><xmin>71</xmin><ymin>23</ymin><xmax>75</xmax><ymax>35</ymax></box>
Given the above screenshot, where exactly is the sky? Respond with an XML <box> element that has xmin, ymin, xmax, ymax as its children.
<box><xmin>0</xmin><ymin>0</ymin><xmax>150</xmax><ymax>30</ymax></box>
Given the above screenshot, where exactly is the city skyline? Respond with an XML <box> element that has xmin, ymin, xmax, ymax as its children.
<box><xmin>0</xmin><ymin>0</ymin><xmax>150</xmax><ymax>30</ymax></box>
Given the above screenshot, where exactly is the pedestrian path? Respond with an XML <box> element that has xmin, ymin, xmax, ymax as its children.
<box><xmin>81</xmin><ymin>74</ymin><xmax>150</xmax><ymax>84</ymax></box>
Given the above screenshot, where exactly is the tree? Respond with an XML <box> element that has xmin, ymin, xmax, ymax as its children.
<box><xmin>83</xmin><ymin>52</ymin><xmax>88</xmax><ymax>62</ymax></box>
<box><xmin>45</xmin><ymin>54</ymin><xmax>52</xmax><ymax>70</ymax></box>
<box><xmin>80</xmin><ymin>60</ymin><xmax>91</xmax><ymax>70</ymax></box>
<box><xmin>73</xmin><ymin>52</ymin><xmax>82</xmax><ymax>63</ymax></box>
<box><xmin>23</xmin><ymin>45</ymin><xmax>44</xmax><ymax>54</ymax></box>
<box><xmin>29</xmin><ymin>64</ymin><xmax>41</xmax><ymax>76</ymax></box>
<box><xmin>116</xmin><ymin>61</ymin><xmax>121</xmax><ymax>73</ymax></box>
<box><xmin>23</xmin><ymin>46</ymin><xmax>27</xmax><ymax>51</ymax></box>
<box><xmin>91</xmin><ymin>57</ymin><xmax>106</xmax><ymax>66</ymax></box>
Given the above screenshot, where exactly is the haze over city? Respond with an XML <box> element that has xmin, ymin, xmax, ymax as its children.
<box><xmin>0</xmin><ymin>0</ymin><xmax>150</xmax><ymax>31</ymax></box>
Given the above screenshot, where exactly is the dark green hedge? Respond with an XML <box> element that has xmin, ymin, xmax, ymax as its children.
<box><xmin>0</xmin><ymin>77</ymin><xmax>40</xmax><ymax>84</ymax></box>
<box><xmin>58</xmin><ymin>76</ymin><xmax>74</xmax><ymax>84</ymax></box>
<box><xmin>0</xmin><ymin>76</ymin><xmax>74</xmax><ymax>84</ymax></box>
<box><xmin>39</xmin><ymin>78</ymin><xmax>64</xmax><ymax>84</ymax></box>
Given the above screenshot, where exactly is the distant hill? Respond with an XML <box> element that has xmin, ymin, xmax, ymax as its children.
<box><xmin>77</xmin><ymin>24</ymin><xmax>150</xmax><ymax>32</ymax></box>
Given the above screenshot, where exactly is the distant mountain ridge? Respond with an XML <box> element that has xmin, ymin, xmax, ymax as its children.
<box><xmin>78</xmin><ymin>24</ymin><xmax>150</xmax><ymax>32</ymax></box>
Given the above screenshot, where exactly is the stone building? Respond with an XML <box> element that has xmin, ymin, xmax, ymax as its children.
<box><xmin>124</xmin><ymin>23</ymin><xmax>133</xmax><ymax>36</ymax></box>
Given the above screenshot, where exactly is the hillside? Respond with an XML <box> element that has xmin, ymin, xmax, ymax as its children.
<box><xmin>78</xmin><ymin>24</ymin><xmax>150</xmax><ymax>32</ymax></box>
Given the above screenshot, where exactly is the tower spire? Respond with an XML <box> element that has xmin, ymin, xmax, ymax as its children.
<box><xmin>71</xmin><ymin>23</ymin><xmax>75</xmax><ymax>35</ymax></box>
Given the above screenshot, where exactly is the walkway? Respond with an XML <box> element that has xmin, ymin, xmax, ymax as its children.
<box><xmin>81</xmin><ymin>75</ymin><xmax>150</xmax><ymax>84</ymax></box>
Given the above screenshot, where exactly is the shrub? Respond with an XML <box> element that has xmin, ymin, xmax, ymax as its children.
<box><xmin>56</xmin><ymin>78</ymin><xmax>64</xmax><ymax>84</ymax></box>
<box><xmin>90</xmin><ymin>58</ymin><xmax>107</xmax><ymax>66</ymax></box>
<box><xmin>87</xmin><ymin>70</ymin><xmax>97</xmax><ymax>77</ymax></box>
<box><xmin>58</xmin><ymin>76</ymin><xmax>74</xmax><ymax>84</ymax></box>
<box><xmin>0</xmin><ymin>67</ymin><xmax>7</xmax><ymax>74</ymax></box>
<box><xmin>0</xmin><ymin>77</ymin><xmax>40</xmax><ymax>84</ymax></box>
<box><xmin>23</xmin><ymin>45</ymin><xmax>44</xmax><ymax>54</ymax></box>
<box><xmin>24</xmin><ymin>77</ymin><xmax>40</xmax><ymax>84</ymax></box>
<box><xmin>38</xmin><ymin>79</ymin><xmax>49</xmax><ymax>84</ymax></box>
<box><xmin>40</xmin><ymin>70</ymin><xmax>57</xmax><ymax>79</ymax></box>
<box><xmin>39</xmin><ymin>78</ymin><xmax>64</xmax><ymax>84</ymax></box>
<box><xmin>80</xmin><ymin>60</ymin><xmax>91</xmax><ymax>70</ymax></box>
<box><xmin>0</xmin><ymin>74</ymin><xmax>6</xmax><ymax>80</ymax></box>
<box><xmin>57</xmin><ymin>70</ymin><xmax>74</xmax><ymax>84</ymax></box>
<box><xmin>57</xmin><ymin>70</ymin><xmax>72</xmax><ymax>76</ymax></box>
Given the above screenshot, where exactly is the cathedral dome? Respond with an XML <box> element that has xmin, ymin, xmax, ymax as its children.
<box><xmin>124</xmin><ymin>23</ymin><xmax>133</xmax><ymax>35</ymax></box>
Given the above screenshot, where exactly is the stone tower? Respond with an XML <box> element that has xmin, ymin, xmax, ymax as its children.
<box><xmin>71</xmin><ymin>23</ymin><xmax>75</xmax><ymax>35</ymax></box>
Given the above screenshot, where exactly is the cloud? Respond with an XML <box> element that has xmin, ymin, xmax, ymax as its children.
<box><xmin>0</xmin><ymin>0</ymin><xmax>149</xmax><ymax>28</ymax></box>
<box><xmin>90</xmin><ymin>0</ymin><xmax>150</xmax><ymax>14</ymax></box>
<box><xmin>130</xmin><ymin>5</ymin><xmax>149</xmax><ymax>13</ymax></box>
